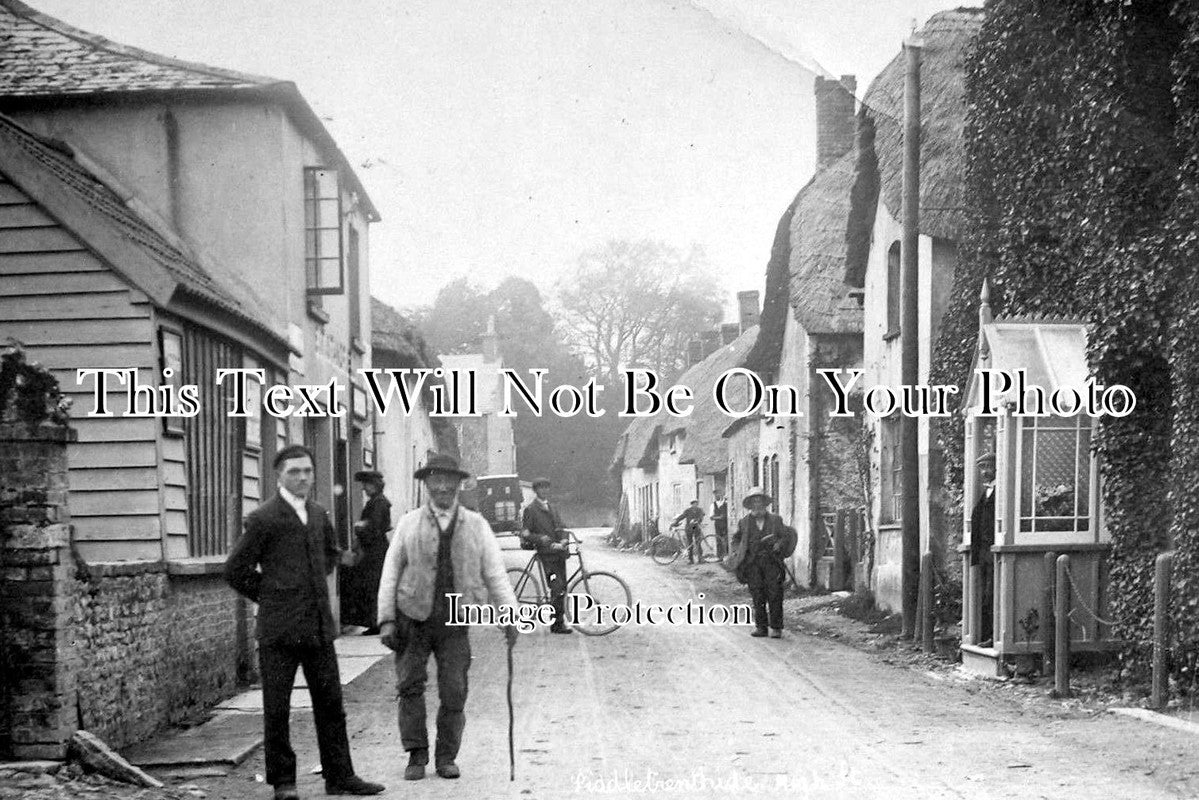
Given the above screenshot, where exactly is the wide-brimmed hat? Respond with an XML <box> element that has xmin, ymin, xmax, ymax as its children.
<box><xmin>413</xmin><ymin>454</ymin><xmax>470</xmax><ymax>481</ymax></box>
<box><xmin>354</xmin><ymin>469</ymin><xmax>384</xmax><ymax>483</ymax></box>
<box><xmin>742</xmin><ymin>486</ymin><xmax>771</xmax><ymax>508</ymax></box>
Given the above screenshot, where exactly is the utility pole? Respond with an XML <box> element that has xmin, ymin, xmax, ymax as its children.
<box><xmin>900</xmin><ymin>35</ymin><xmax>923</xmax><ymax>638</ymax></box>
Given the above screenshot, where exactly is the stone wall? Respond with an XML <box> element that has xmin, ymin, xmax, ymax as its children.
<box><xmin>72</xmin><ymin>564</ymin><xmax>255</xmax><ymax>749</ymax></box>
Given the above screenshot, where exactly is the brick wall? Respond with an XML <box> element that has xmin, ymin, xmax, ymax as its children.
<box><xmin>815</xmin><ymin>74</ymin><xmax>857</xmax><ymax>171</ymax></box>
<box><xmin>0</xmin><ymin>420</ymin><xmax>79</xmax><ymax>760</ymax></box>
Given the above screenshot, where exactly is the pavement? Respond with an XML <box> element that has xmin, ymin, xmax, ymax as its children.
<box><xmin>120</xmin><ymin>636</ymin><xmax>389</xmax><ymax>778</ymax></box>
<box><xmin>7</xmin><ymin>528</ymin><xmax>1199</xmax><ymax>800</ymax></box>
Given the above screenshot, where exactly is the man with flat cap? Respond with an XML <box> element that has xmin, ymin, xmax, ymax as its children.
<box><xmin>226</xmin><ymin>444</ymin><xmax>384</xmax><ymax>800</ymax></box>
<box><xmin>377</xmin><ymin>454</ymin><xmax>518</xmax><ymax>781</ymax></box>
<box><xmin>340</xmin><ymin>470</ymin><xmax>392</xmax><ymax>635</ymax></box>
<box><xmin>730</xmin><ymin>487</ymin><xmax>797</xmax><ymax>639</ymax></box>
<box><xmin>969</xmin><ymin>452</ymin><xmax>997</xmax><ymax>645</ymax></box>
<box><xmin>521</xmin><ymin>477</ymin><xmax>572</xmax><ymax>633</ymax></box>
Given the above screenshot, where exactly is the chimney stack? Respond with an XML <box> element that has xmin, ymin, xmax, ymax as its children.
<box><xmin>687</xmin><ymin>338</ymin><xmax>704</xmax><ymax>367</ymax></box>
<box><xmin>814</xmin><ymin>74</ymin><xmax>857</xmax><ymax>171</ymax></box>
<box><xmin>720</xmin><ymin>323</ymin><xmax>741</xmax><ymax>345</ymax></box>
<box><xmin>482</xmin><ymin>315</ymin><xmax>498</xmax><ymax>361</ymax></box>
<box><xmin>737</xmin><ymin>290</ymin><xmax>761</xmax><ymax>333</ymax></box>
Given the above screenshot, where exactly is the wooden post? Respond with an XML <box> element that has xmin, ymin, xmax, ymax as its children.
<box><xmin>1151</xmin><ymin>551</ymin><xmax>1173</xmax><ymax>709</ymax></box>
<box><xmin>1041</xmin><ymin>551</ymin><xmax>1056</xmax><ymax>677</ymax></box>
<box><xmin>899</xmin><ymin>35</ymin><xmax>923</xmax><ymax>639</ymax></box>
<box><xmin>833</xmin><ymin>510</ymin><xmax>848</xmax><ymax>591</ymax></box>
<box><xmin>921</xmin><ymin>552</ymin><xmax>935</xmax><ymax>653</ymax></box>
<box><xmin>1054</xmin><ymin>554</ymin><xmax>1071</xmax><ymax>698</ymax></box>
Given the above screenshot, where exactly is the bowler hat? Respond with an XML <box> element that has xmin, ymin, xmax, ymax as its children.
<box><xmin>413</xmin><ymin>453</ymin><xmax>470</xmax><ymax>481</ymax></box>
<box><xmin>354</xmin><ymin>470</ymin><xmax>384</xmax><ymax>483</ymax></box>
<box><xmin>976</xmin><ymin>452</ymin><xmax>996</xmax><ymax>465</ymax></box>
<box><xmin>742</xmin><ymin>486</ymin><xmax>771</xmax><ymax>508</ymax></box>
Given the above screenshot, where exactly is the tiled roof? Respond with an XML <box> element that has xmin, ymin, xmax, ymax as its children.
<box><xmin>0</xmin><ymin>0</ymin><xmax>277</xmax><ymax>96</ymax></box>
<box><xmin>0</xmin><ymin>112</ymin><xmax>283</xmax><ymax>346</ymax></box>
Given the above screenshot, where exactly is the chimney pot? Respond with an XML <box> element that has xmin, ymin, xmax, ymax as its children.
<box><xmin>737</xmin><ymin>290</ymin><xmax>761</xmax><ymax>333</ymax></box>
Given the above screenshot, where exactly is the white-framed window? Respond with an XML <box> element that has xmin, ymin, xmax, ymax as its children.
<box><xmin>1016</xmin><ymin>414</ymin><xmax>1094</xmax><ymax>537</ymax></box>
<box><xmin>304</xmin><ymin>167</ymin><xmax>343</xmax><ymax>294</ymax></box>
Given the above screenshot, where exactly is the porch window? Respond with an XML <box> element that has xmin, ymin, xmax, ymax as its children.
<box><xmin>1018</xmin><ymin>414</ymin><xmax>1092</xmax><ymax>534</ymax></box>
<box><xmin>880</xmin><ymin>416</ymin><xmax>902</xmax><ymax>524</ymax></box>
<box><xmin>304</xmin><ymin>167</ymin><xmax>343</xmax><ymax>294</ymax></box>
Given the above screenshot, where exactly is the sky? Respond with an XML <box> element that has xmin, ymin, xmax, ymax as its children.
<box><xmin>32</xmin><ymin>0</ymin><xmax>969</xmax><ymax>319</ymax></box>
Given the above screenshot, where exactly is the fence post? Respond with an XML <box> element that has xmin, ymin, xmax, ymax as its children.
<box><xmin>1054</xmin><ymin>554</ymin><xmax>1071</xmax><ymax>698</ymax></box>
<box><xmin>920</xmin><ymin>552</ymin><xmax>935</xmax><ymax>653</ymax></box>
<box><xmin>1041</xmin><ymin>551</ymin><xmax>1057</xmax><ymax>676</ymax></box>
<box><xmin>1151</xmin><ymin>551</ymin><xmax>1174</xmax><ymax>710</ymax></box>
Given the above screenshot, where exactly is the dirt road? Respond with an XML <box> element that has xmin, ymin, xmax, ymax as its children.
<box><xmin>194</xmin><ymin>529</ymin><xmax>1196</xmax><ymax>800</ymax></box>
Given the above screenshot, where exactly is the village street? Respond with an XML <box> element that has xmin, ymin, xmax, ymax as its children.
<box><xmin>110</xmin><ymin>529</ymin><xmax>1190</xmax><ymax>800</ymax></box>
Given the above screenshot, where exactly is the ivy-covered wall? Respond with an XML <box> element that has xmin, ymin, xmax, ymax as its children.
<box><xmin>931</xmin><ymin>0</ymin><xmax>1199</xmax><ymax>688</ymax></box>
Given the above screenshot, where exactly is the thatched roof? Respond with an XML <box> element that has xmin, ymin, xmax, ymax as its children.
<box><xmin>612</xmin><ymin>327</ymin><xmax>759</xmax><ymax>477</ymax></box>
<box><xmin>672</xmin><ymin>326</ymin><xmax>759</xmax><ymax>475</ymax></box>
<box><xmin>855</xmin><ymin>8</ymin><xmax>982</xmax><ymax>244</ymax></box>
<box><xmin>371</xmin><ymin>297</ymin><xmax>435</xmax><ymax>369</ymax></box>
<box><xmin>744</xmin><ymin>193</ymin><xmax>801</xmax><ymax>377</ymax></box>
<box><xmin>789</xmin><ymin>149</ymin><xmax>862</xmax><ymax>334</ymax></box>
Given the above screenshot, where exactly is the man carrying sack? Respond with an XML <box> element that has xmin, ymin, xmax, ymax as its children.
<box><xmin>376</xmin><ymin>454</ymin><xmax>518</xmax><ymax>781</ymax></box>
<box><xmin>729</xmin><ymin>487</ymin><xmax>797</xmax><ymax>639</ymax></box>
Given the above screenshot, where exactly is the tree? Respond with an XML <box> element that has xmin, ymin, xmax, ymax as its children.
<box><xmin>556</xmin><ymin>240</ymin><xmax>725</xmax><ymax>386</ymax></box>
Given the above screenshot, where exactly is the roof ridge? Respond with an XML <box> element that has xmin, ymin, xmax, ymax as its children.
<box><xmin>2</xmin><ymin>0</ymin><xmax>281</xmax><ymax>87</ymax></box>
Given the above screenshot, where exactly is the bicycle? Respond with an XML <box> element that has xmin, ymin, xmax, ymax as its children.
<box><xmin>649</xmin><ymin>525</ymin><xmax>719</xmax><ymax>566</ymax></box>
<box><xmin>506</xmin><ymin>530</ymin><xmax>631</xmax><ymax>636</ymax></box>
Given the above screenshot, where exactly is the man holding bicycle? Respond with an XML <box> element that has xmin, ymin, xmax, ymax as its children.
<box><xmin>672</xmin><ymin>499</ymin><xmax>706</xmax><ymax>564</ymax></box>
<box><xmin>521</xmin><ymin>477</ymin><xmax>572</xmax><ymax>634</ymax></box>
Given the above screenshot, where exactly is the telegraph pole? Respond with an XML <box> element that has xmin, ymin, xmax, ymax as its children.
<box><xmin>900</xmin><ymin>35</ymin><xmax>923</xmax><ymax>638</ymax></box>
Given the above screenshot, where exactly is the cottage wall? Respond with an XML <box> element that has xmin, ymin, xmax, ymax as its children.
<box><xmin>861</xmin><ymin>206</ymin><xmax>957</xmax><ymax>611</ymax></box>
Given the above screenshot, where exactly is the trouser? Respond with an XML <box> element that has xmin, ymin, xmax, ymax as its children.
<box><xmin>539</xmin><ymin>552</ymin><xmax>568</xmax><ymax>627</ymax></box>
<box><xmin>686</xmin><ymin>527</ymin><xmax>703</xmax><ymax>563</ymax></box>
<box><xmin>979</xmin><ymin>562</ymin><xmax>995</xmax><ymax>644</ymax></box>
<box><xmin>395</xmin><ymin>626</ymin><xmax>471</xmax><ymax>765</ymax></box>
<box><xmin>746</xmin><ymin>558</ymin><xmax>786</xmax><ymax>631</ymax></box>
<box><xmin>714</xmin><ymin>523</ymin><xmax>728</xmax><ymax>558</ymax></box>
<box><xmin>259</xmin><ymin>639</ymin><xmax>354</xmax><ymax>787</ymax></box>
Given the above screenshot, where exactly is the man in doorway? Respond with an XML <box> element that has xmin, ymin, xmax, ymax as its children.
<box><xmin>969</xmin><ymin>452</ymin><xmax>997</xmax><ymax>646</ymax></box>
<box><xmin>672</xmin><ymin>499</ymin><xmax>706</xmax><ymax>564</ymax></box>
<box><xmin>730</xmin><ymin>487</ymin><xmax>797</xmax><ymax>639</ymax></box>
<box><xmin>711</xmin><ymin>490</ymin><xmax>729</xmax><ymax>559</ymax></box>
<box><xmin>225</xmin><ymin>445</ymin><xmax>385</xmax><ymax>800</ymax></box>
<box><xmin>521</xmin><ymin>477</ymin><xmax>572</xmax><ymax>634</ymax></box>
<box><xmin>377</xmin><ymin>454</ymin><xmax>519</xmax><ymax>781</ymax></box>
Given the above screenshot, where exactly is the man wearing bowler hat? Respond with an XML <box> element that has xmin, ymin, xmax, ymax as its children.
<box><xmin>521</xmin><ymin>477</ymin><xmax>572</xmax><ymax>633</ymax></box>
<box><xmin>225</xmin><ymin>444</ymin><xmax>384</xmax><ymax>800</ymax></box>
<box><xmin>729</xmin><ymin>487</ymin><xmax>797</xmax><ymax>639</ymax></box>
<box><xmin>339</xmin><ymin>470</ymin><xmax>392</xmax><ymax>635</ymax></box>
<box><xmin>376</xmin><ymin>453</ymin><xmax>518</xmax><ymax>781</ymax></box>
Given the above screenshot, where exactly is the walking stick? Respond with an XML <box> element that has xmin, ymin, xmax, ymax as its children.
<box><xmin>506</xmin><ymin>633</ymin><xmax>515</xmax><ymax>781</ymax></box>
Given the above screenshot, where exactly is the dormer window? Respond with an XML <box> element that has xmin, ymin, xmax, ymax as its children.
<box><xmin>304</xmin><ymin>167</ymin><xmax>343</xmax><ymax>294</ymax></box>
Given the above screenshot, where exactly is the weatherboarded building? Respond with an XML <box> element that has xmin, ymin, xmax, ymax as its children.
<box><xmin>0</xmin><ymin>0</ymin><xmax>377</xmax><ymax>755</ymax></box>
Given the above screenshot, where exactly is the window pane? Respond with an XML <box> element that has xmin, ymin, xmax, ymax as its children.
<box><xmin>318</xmin><ymin>199</ymin><xmax>339</xmax><ymax>227</ymax></box>
<box><xmin>305</xmin><ymin>230</ymin><xmax>318</xmax><ymax>260</ymax></box>
<box><xmin>304</xmin><ymin>200</ymin><xmax>316</xmax><ymax>228</ymax></box>
<box><xmin>318</xmin><ymin>258</ymin><xmax>340</xmax><ymax>289</ymax></box>
<box><xmin>318</xmin><ymin>229</ymin><xmax>340</xmax><ymax>260</ymax></box>
<box><xmin>315</xmin><ymin>169</ymin><xmax>338</xmax><ymax>198</ymax></box>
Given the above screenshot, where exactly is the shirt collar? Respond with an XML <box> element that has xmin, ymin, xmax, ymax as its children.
<box><xmin>278</xmin><ymin>484</ymin><xmax>307</xmax><ymax>510</ymax></box>
<box><xmin>537</xmin><ymin>497</ymin><xmax>551</xmax><ymax>510</ymax></box>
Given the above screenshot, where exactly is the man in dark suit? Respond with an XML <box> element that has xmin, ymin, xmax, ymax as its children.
<box><xmin>226</xmin><ymin>444</ymin><xmax>384</xmax><ymax>800</ymax></box>
<box><xmin>969</xmin><ymin>452</ymin><xmax>997</xmax><ymax>646</ymax></box>
<box><xmin>521</xmin><ymin>477</ymin><xmax>572</xmax><ymax>633</ymax></box>
<box><xmin>730</xmin><ymin>486</ymin><xmax>797</xmax><ymax>639</ymax></box>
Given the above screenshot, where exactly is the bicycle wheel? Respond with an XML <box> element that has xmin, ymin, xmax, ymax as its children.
<box><xmin>650</xmin><ymin>534</ymin><xmax>681</xmax><ymax>565</ymax></box>
<box><xmin>695</xmin><ymin>535</ymin><xmax>719</xmax><ymax>564</ymax></box>
<box><xmin>507</xmin><ymin>567</ymin><xmax>544</xmax><ymax>605</ymax></box>
<box><xmin>565</xmin><ymin>570</ymin><xmax>632</xmax><ymax>636</ymax></box>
